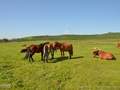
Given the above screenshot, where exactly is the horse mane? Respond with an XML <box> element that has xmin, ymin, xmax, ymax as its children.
<box><xmin>55</xmin><ymin>41</ymin><xmax>62</xmax><ymax>46</ymax></box>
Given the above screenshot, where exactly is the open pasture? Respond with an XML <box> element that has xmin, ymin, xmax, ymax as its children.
<box><xmin>0</xmin><ymin>39</ymin><xmax>120</xmax><ymax>90</ymax></box>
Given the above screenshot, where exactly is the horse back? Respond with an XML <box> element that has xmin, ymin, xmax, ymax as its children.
<box><xmin>29</xmin><ymin>44</ymin><xmax>41</xmax><ymax>53</ymax></box>
<box><xmin>99</xmin><ymin>51</ymin><xmax>115</xmax><ymax>60</ymax></box>
<box><xmin>62</xmin><ymin>43</ymin><xmax>73</xmax><ymax>51</ymax></box>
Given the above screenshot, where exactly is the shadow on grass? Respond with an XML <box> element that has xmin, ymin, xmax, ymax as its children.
<box><xmin>52</xmin><ymin>56</ymin><xmax>84</xmax><ymax>63</ymax></box>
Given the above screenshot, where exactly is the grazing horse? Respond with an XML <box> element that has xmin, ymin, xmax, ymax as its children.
<box><xmin>20</xmin><ymin>42</ymin><xmax>49</xmax><ymax>62</ymax></box>
<box><xmin>54</xmin><ymin>42</ymin><xmax>73</xmax><ymax>59</ymax></box>
<box><xmin>92</xmin><ymin>48</ymin><xmax>116</xmax><ymax>60</ymax></box>
<box><xmin>49</xmin><ymin>42</ymin><xmax>60</xmax><ymax>59</ymax></box>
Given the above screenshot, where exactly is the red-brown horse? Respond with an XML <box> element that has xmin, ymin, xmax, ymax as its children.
<box><xmin>54</xmin><ymin>42</ymin><xmax>73</xmax><ymax>59</ymax></box>
<box><xmin>21</xmin><ymin>42</ymin><xmax>49</xmax><ymax>62</ymax></box>
<box><xmin>92</xmin><ymin>48</ymin><xmax>116</xmax><ymax>60</ymax></box>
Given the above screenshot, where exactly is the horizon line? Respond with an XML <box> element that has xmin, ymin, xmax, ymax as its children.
<box><xmin>0</xmin><ymin>32</ymin><xmax>120</xmax><ymax>40</ymax></box>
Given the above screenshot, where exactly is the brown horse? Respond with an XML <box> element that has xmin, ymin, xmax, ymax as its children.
<box><xmin>20</xmin><ymin>42</ymin><xmax>49</xmax><ymax>62</ymax></box>
<box><xmin>54</xmin><ymin>42</ymin><xmax>73</xmax><ymax>59</ymax></box>
<box><xmin>92</xmin><ymin>48</ymin><xmax>116</xmax><ymax>60</ymax></box>
<box><xmin>49</xmin><ymin>42</ymin><xmax>59</xmax><ymax>59</ymax></box>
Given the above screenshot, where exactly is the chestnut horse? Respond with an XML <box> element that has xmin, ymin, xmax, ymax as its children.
<box><xmin>92</xmin><ymin>48</ymin><xmax>116</xmax><ymax>60</ymax></box>
<box><xmin>54</xmin><ymin>42</ymin><xmax>73</xmax><ymax>59</ymax></box>
<box><xmin>20</xmin><ymin>42</ymin><xmax>49</xmax><ymax>62</ymax></box>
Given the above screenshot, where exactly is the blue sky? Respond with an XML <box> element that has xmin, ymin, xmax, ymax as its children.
<box><xmin>0</xmin><ymin>0</ymin><xmax>120</xmax><ymax>39</ymax></box>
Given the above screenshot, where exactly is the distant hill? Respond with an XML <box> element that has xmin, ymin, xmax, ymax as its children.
<box><xmin>10</xmin><ymin>32</ymin><xmax>120</xmax><ymax>42</ymax></box>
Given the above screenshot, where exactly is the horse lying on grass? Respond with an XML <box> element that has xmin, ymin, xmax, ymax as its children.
<box><xmin>92</xmin><ymin>48</ymin><xmax>116</xmax><ymax>60</ymax></box>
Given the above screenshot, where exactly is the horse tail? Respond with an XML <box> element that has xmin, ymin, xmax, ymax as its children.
<box><xmin>21</xmin><ymin>48</ymin><xmax>27</xmax><ymax>53</ymax></box>
<box><xmin>43</xmin><ymin>44</ymin><xmax>49</xmax><ymax>62</ymax></box>
<box><xmin>70</xmin><ymin>45</ymin><xmax>73</xmax><ymax>56</ymax></box>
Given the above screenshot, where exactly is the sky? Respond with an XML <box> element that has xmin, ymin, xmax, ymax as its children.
<box><xmin>0</xmin><ymin>0</ymin><xmax>120</xmax><ymax>39</ymax></box>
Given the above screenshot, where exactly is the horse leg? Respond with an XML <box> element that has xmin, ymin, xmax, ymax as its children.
<box><xmin>69</xmin><ymin>49</ymin><xmax>73</xmax><ymax>59</ymax></box>
<box><xmin>43</xmin><ymin>54</ymin><xmax>46</xmax><ymax>63</ymax></box>
<box><xmin>69</xmin><ymin>51</ymin><xmax>71</xmax><ymax>59</ymax></box>
<box><xmin>46</xmin><ymin>53</ymin><xmax>49</xmax><ymax>63</ymax></box>
<box><xmin>44</xmin><ymin>56</ymin><xmax>46</xmax><ymax>63</ymax></box>
<box><xmin>60</xmin><ymin>50</ymin><xmax>62</xmax><ymax>57</ymax></box>
<box><xmin>30</xmin><ymin>52</ymin><xmax>35</xmax><ymax>62</ymax></box>
<box><xmin>28</xmin><ymin>54</ymin><xmax>31</xmax><ymax>62</ymax></box>
<box><xmin>51</xmin><ymin>50</ymin><xmax>54</xmax><ymax>59</ymax></box>
<box><xmin>29</xmin><ymin>56</ymin><xmax>34</xmax><ymax>63</ymax></box>
<box><xmin>44</xmin><ymin>56</ymin><xmax>47</xmax><ymax>63</ymax></box>
<box><xmin>41</xmin><ymin>52</ymin><xmax>44</xmax><ymax>61</ymax></box>
<box><xmin>63</xmin><ymin>51</ymin><xmax>65</xmax><ymax>57</ymax></box>
<box><xmin>60</xmin><ymin>50</ymin><xmax>63</xmax><ymax>57</ymax></box>
<box><xmin>45</xmin><ymin>57</ymin><xmax>48</xmax><ymax>63</ymax></box>
<box><xmin>62</xmin><ymin>51</ymin><xmax>64</xmax><ymax>57</ymax></box>
<box><xmin>27</xmin><ymin>51</ymin><xmax>31</xmax><ymax>62</ymax></box>
<box><xmin>24</xmin><ymin>50</ymin><xmax>30</xmax><ymax>60</ymax></box>
<box><xmin>31</xmin><ymin>54</ymin><xmax>34</xmax><ymax>62</ymax></box>
<box><xmin>45</xmin><ymin>54</ymin><xmax>49</xmax><ymax>63</ymax></box>
<box><xmin>24</xmin><ymin>52</ymin><xmax>28</xmax><ymax>59</ymax></box>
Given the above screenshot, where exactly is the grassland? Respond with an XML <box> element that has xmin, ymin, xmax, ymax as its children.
<box><xmin>0</xmin><ymin>38</ymin><xmax>120</xmax><ymax>90</ymax></box>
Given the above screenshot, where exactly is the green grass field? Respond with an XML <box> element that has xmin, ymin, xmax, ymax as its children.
<box><xmin>0</xmin><ymin>39</ymin><xmax>120</xmax><ymax>90</ymax></box>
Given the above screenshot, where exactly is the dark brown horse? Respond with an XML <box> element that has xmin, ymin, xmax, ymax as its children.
<box><xmin>54</xmin><ymin>42</ymin><xmax>73</xmax><ymax>59</ymax></box>
<box><xmin>20</xmin><ymin>42</ymin><xmax>49</xmax><ymax>62</ymax></box>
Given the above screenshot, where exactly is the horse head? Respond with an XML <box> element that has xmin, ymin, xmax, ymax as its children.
<box><xmin>92</xmin><ymin>47</ymin><xmax>102</xmax><ymax>57</ymax></box>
